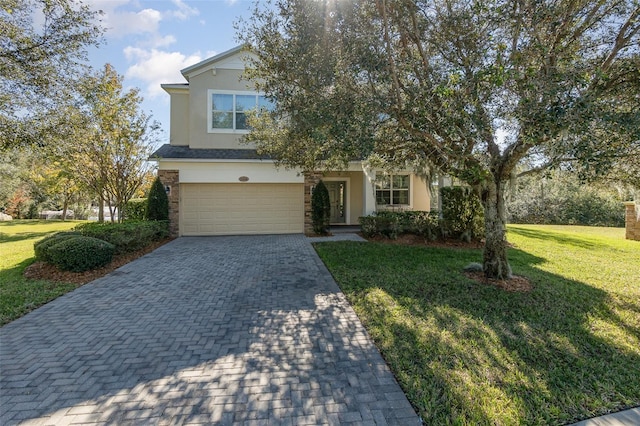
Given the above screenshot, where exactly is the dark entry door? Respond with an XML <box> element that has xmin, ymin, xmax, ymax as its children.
<box><xmin>325</xmin><ymin>181</ymin><xmax>346</xmax><ymax>224</ymax></box>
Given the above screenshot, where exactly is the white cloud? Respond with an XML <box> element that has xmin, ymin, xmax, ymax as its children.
<box><xmin>143</xmin><ymin>34</ymin><xmax>177</xmax><ymax>48</ymax></box>
<box><xmin>87</xmin><ymin>1</ymin><xmax>162</xmax><ymax>37</ymax></box>
<box><xmin>124</xmin><ymin>48</ymin><xmax>202</xmax><ymax>98</ymax></box>
<box><xmin>166</xmin><ymin>0</ymin><xmax>200</xmax><ymax>21</ymax></box>
<box><xmin>115</xmin><ymin>8</ymin><xmax>163</xmax><ymax>35</ymax></box>
<box><xmin>86</xmin><ymin>0</ymin><xmax>200</xmax><ymax>43</ymax></box>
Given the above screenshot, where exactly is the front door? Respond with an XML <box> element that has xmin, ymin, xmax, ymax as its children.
<box><xmin>325</xmin><ymin>181</ymin><xmax>346</xmax><ymax>224</ymax></box>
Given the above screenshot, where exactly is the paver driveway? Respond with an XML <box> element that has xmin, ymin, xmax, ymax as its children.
<box><xmin>0</xmin><ymin>235</ymin><xmax>420</xmax><ymax>425</ymax></box>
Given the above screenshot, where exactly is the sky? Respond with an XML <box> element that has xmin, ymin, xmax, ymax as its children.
<box><xmin>84</xmin><ymin>0</ymin><xmax>258</xmax><ymax>144</ymax></box>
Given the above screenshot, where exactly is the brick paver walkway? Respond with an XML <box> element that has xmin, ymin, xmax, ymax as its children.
<box><xmin>0</xmin><ymin>235</ymin><xmax>420</xmax><ymax>425</ymax></box>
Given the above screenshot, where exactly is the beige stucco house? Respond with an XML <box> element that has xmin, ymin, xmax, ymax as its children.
<box><xmin>152</xmin><ymin>46</ymin><xmax>431</xmax><ymax>236</ymax></box>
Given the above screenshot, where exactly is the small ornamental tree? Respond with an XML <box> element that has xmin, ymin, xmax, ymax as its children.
<box><xmin>146</xmin><ymin>177</ymin><xmax>169</xmax><ymax>221</ymax></box>
<box><xmin>311</xmin><ymin>180</ymin><xmax>331</xmax><ymax>235</ymax></box>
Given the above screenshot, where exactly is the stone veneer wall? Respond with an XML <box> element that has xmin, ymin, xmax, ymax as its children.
<box><xmin>624</xmin><ymin>202</ymin><xmax>640</xmax><ymax>241</ymax></box>
<box><xmin>303</xmin><ymin>172</ymin><xmax>323</xmax><ymax>235</ymax></box>
<box><xmin>158</xmin><ymin>170</ymin><xmax>180</xmax><ymax>237</ymax></box>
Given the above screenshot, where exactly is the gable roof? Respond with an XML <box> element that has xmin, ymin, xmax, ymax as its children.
<box><xmin>180</xmin><ymin>45</ymin><xmax>249</xmax><ymax>81</ymax></box>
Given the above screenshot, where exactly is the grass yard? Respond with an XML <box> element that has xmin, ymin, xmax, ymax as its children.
<box><xmin>0</xmin><ymin>220</ymin><xmax>83</xmax><ymax>326</ymax></box>
<box><xmin>314</xmin><ymin>224</ymin><xmax>640</xmax><ymax>425</ymax></box>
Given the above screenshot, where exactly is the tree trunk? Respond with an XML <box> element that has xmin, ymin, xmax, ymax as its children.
<box><xmin>61</xmin><ymin>196</ymin><xmax>69</xmax><ymax>221</ymax></box>
<box><xmin>481</xmin><ymin>178</ymin><xmax>512</xmax><ymax>279</ymax></box>
<box><xmin>98</xmin><ymin>194</ymin><xmax>104</xmax><ymax>222</ymax></box>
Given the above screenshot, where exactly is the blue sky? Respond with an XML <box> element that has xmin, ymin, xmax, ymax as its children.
<box><xmin>85</xmin><ymin>0</ymin><xmax>257</xmax><ymax>143</ymax></box>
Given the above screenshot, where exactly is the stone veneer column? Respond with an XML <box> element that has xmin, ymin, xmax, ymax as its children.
<box><xmin>303</xmin><ymin>171</ymin><xmax>323</xmax><ymax>235</ymax></box>
<box><xmin>158</xmin><ymin>170</ymin><xmax>180</xmax><ymax>237</ymax></box>
<box><xmin>624</xmin><ymin>201</ymin><xmax>640</xmax><ymax>241</ymax></box>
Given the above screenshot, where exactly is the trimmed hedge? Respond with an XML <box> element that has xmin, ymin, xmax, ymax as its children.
<box><xmin>359</xmin><ymin>189</ymin><xmax>484</xmax><ymax>242</ymax></box>
<box><xmin>48</xmin><ymin>236</ymin><xmax>115</xmax><ymax>272</ymax></box>
<box><xmin>34</xmin><ymin>232</ymin><xmax>82</xmax><ymax>263</ymax></box>
<box><xmin>359</xmin><ymin>211</ymin><xmax>441</xmax><ymax>240</ymax></box>
<box><xmin>125</xmin><ymin>198</ymin><xmax>147</xmax><ymax>221</ymax></box>
<box><xmin>74</xmin><ymin>220</ymin><xmax>168</xmax><ymax>254</ymax></box>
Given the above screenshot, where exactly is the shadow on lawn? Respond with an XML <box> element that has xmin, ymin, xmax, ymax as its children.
<box><xmin>0</xmin><ymin>231</ymin><xmax>54</xmax><ymax>243</ymax></box>
<box><xmin>508</xmin><ymin>226</ymin><xmax>614</xmax><ymax>251</ymax></box>
<box><xmin>316</xmin><ymin>242</ymin><xmax>640</xmax><ymax>425</ymax></box>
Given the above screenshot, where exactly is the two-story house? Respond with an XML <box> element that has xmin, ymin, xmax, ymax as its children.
<box><xmin>152</xmin><ymin>46</ymin><xmax>432</xmax><ymax>236</ymax></box>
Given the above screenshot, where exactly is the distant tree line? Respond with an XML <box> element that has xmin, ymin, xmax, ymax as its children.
<box><xmin>508</xmin><ymin>170</ymin><xmax>629</xmax><ymax>227</ymax></box>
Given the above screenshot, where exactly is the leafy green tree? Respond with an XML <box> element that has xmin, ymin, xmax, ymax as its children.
<box><xmin>69</xmin><ymin>64</ymin><xmax>160</xmax><ymax>222</ymax></box>
<box><xmin>0</xmin><ymin>147</ymin><xmax>29</xmax><ymax>212</ymax></box>
<box><xmin>0</xmin><ymin>0</ymin><xmax>103</xmax><ymax>149</ymax></box>
<box><xmin>146</xmin><ymin>177</ymin><xmax>169</xmax><ymax>221</ymax></box>
<box><xmin>239</xmin><ymin>0</ymin><xmax>640</xmax><ymax>279</ymax></box>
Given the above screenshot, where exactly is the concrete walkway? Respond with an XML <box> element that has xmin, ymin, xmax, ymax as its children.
<box><xmin>0</xmin><ymin>235</ymin><xmax>419</xmax><ymax>425</ymax></box>
<box><xmin>570</xmin><ymin>407</ymin><xmax>640</xmax><ymax>426</ymax></box>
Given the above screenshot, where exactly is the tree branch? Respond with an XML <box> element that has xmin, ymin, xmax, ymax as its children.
<box><xmin>601</xmin><ymin>6</ymin><xmax>640</xmax><ymax>71</ymax></box>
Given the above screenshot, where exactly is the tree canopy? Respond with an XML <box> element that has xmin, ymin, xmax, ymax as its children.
<box><xmin>239</xmin><ymin>0</ymin><xmax>640</xmax><ymax>279</ymax></box>
<box><xmin>0</xmin><ymin>0</ymin><xmax>103</xmax><ymax>149</ymax></box>
<box><xmin>69</xmin><ymin>64</ymin><xmax>160</xmax><ymax>222</ymax></box>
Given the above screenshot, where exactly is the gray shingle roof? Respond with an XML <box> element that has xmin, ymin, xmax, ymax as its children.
<box><xmin>150</xmin><ymin>144</ymin><xmax>273</xmax><ymax>160</ymax></box>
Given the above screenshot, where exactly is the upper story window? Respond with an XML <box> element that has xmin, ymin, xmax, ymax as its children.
<box><xmin>376</xmin><ymin>174</ymin><xmax>410</xmax><ymax>205</ymax></box>
<box><xmin>208</xmin><ymin>90</ymin><xmax>275</xmax><ymax>133</ymax></box>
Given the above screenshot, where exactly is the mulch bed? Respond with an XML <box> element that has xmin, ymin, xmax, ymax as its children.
<box><xmin>464</xmin><ymin>271</ymin><xmax>533</xmax><ymax>292</ymax></box>
<box><xmin>24</xmin><ymin>238</ymin><xmax>175</xmax><ymax>285</ymax></box>
<box><xmin>364</xmin><ymin>233</ymin><xmax>532</xmax><ymax>292</ymax></box>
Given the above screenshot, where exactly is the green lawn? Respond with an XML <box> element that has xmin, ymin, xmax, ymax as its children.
<box><xmin>0</xmin><ymin>220</ymin><xmax>83</xmax><ymax>326</ymax></box>
<box><xmin>314</xmin><ymin>225</ymin><xmax>640</xmax><ymax>425</ymax></box>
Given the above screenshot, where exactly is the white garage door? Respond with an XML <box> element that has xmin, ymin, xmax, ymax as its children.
<box><xmin>181</xmin><ymin>183</ymin><xmax>304</xmax><ymax>236</ymax></box>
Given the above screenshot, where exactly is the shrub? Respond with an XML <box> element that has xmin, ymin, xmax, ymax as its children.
<box><xmin>48</xmin><ymin>236</ymin><xmax>115</xmax><ymax>272</ymax></box>
<box><xmin>34</xmin><ymin>232</ymin><xmax>82</xmax><ymax>263</ymax></box>
<box><xmin>125</xmin><ymin>198</ymin><xmax>147</xmax><ymax>221</ymax></box>
<box><xmin>372</xmin><ymin>211</ymin><xmax>402</xmax><ymax>239</ymax></box>
<box><xmin>359</xmin><ymin>216</ymin><xmax>378</xmax><ymax>238</ymax></box>
<box><xmin>146</xmin><ymin>177</ymin><xmax>169</xmax><ymax>221</ymax></box>
<box><xmin>358</xmin><ymin>211</ymin><xmax>440</xmax><ymax>240</ymax></box>
<box><xmin>311</xmin><ymin>180</ymin><xmax>331</xmax><ymax>235</ymax></box>
<box><xmin>74</xmin><ymin>221</ymin><xmax>168</xmax><ymax>254</ymax></box>
<box><xmin>410</xmin><ymin>211</ymin><xmax>442</xmax><ymax>240</ymax></box>
<box><xmin>440</xmin><ymin>186</ymin><xmax>484</xmax><ymax>241</ymax></box>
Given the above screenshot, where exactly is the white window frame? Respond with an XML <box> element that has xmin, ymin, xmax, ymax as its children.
<box><xmin>207</xmin><ymin>90</ymin><xmax>271</xmax><ymax>134</ymax></box>
<box><xmin>375</xmin><ymin>174</ymin><xmax>411</xmax><ymax>207</ymax></box>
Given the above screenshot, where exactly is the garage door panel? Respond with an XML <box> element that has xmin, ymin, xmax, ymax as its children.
<box><xmin>181</xmin><ymin>183</ymin><xmax>304</xmax><ymax>236</ymax></box>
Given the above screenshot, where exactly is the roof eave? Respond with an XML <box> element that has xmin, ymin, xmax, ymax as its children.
<box><xmin>180</xmin><ymin>45</ymin><xmax>247</xmax><ymax>80</ymax></box>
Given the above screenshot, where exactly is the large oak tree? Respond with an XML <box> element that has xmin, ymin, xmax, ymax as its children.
<box><xmin>239</xmin><ymin>0</ymin><xmax>640</xmax><ymax>279</ymax></box>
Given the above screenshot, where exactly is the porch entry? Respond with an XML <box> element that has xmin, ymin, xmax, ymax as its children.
<box><xmin>325</xmin><ymin>181</ymin><xmax>346</xmax><ymax>224</ymax></box>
